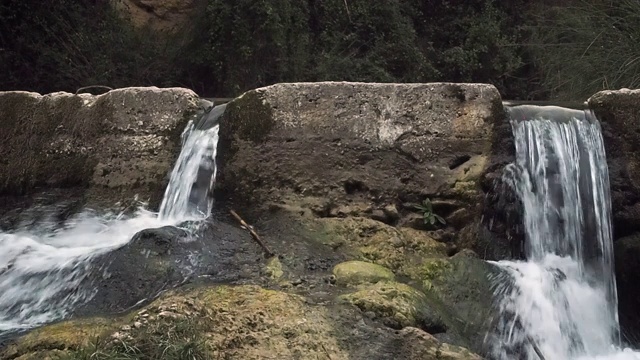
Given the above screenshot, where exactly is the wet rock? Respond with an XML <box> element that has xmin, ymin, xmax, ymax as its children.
<box><xmin>398</xmin><ymin>327</ymin><xmax>482</xmax><ymax>360</ymax></box>
<box><xmin>589</xmin><ymin>90</ymin><xmax>640</xmax><ymax>238</ymax></box>
<box><xmin>589</xmin><ymin>89</ymin><xmax>640</xmax><ymax>341</ymax></box>
<box><xmin>614</xmin><ymin>234</ymin><xmax>640</xmax><ymax>343</ymax></box>
<box><xmin>0</xmin><ymin>87</ymin><xmax>208</xmax><ymax>209</ymax></box>
<box><xmin>414</xmin><ymin>251</ymin><xmax>498</xmax><ymax>353</ymax></box>
<box><xmin>217</xmin><ymin>82</ymin><xmax>513</xmax><ymax>257</ymax></box>
<box><xmin>339</xmin><ymin>281</ymin><xmax>446</xmax><ymax>333</ymax></box>
<box><xmin>74</xmin><ymin>219</ymin><xmax>265</xmax><ymax>317</ymax></box>
<box><xmin>332</xmin><ymin>260</ymin><xmax>395</xmax><ymax>286</ymax></box>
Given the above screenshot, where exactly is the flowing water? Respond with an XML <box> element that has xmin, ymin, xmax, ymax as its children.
<box><xmin>491</xmin><ymin>105</ymin><xmax>640</xmax><ymax>359</ymax></box>
<box><xmin>2</xmin><ymin>97</ymin><xmax>640</xmax><ymax>360</ymax></box>
<box><xmin>0</xmin><ymin>104</ymin><xmax>224</xmax><ymax>333</ymax></box>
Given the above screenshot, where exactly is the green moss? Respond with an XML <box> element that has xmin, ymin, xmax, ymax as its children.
<box><xmin>418</xmin><ymin>258</ymin><xmax>452</xmax><ymax>291</ymax></box>
<box><xmin>339</xmin><ymin>281</ymin><xmax>445</xmax><ymax>331</ymax></box>
<box><xmin>2</xmin><ymin>317</ymin><xmax>122</xmax><ymax>359</ymax></box>
<box><xmin>222</xmin><ymin>90</ymin><xmax>275</xmax><ymax>144</ymax></box>
<box><xmin>332</xmin><ymin>260</ymin><xmax>395</xmax><ymax>286</ymax></box>
<box><xmin>263</xmin><ymin>256</ymin><xmax>284</xmax><ymax>280</ymax></box>
<box><xmin>309</xmin><ymin>217</ymin><xmax>448</xmax><ymax>275</ymax></box>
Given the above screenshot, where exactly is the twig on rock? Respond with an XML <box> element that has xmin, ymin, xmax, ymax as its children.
<box><xmin>321</xmin><ymin>344</ymin><xmax>333</xmax><ymax>360</ymax></box>
<box><xmin>230</xmin><ymin>210</ymin><xmax>274</xmax><ymax>257</ymax></box>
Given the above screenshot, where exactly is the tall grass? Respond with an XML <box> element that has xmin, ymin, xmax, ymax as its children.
<box><xmin>527</xmin><ymin>0</ymin><xmax>640</xmax><ymax>100</ymax></box>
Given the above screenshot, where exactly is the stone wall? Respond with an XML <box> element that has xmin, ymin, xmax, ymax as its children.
<box><xmin>589</xmin><ymin>89</ymin><xmax>640</xmax><ymax>342</ymax></box>
<box><xmin>217</xmin><ymin>82</ymin><xmax>514</xmax><ymax>259</ymax></box>
<box><xmin>0</xmin><ymin>87</ymin><xmax>207</xmax><ymax>209</ymax></box>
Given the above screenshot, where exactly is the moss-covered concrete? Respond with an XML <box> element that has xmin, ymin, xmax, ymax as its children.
<box><xmin>332</xmin><ymin>260</ymin><xmax>395</xmax><ymax>285</ymax></box>
<box><xmin>311</xmin><ymin>216</ymin><xmax>449</xmax><ymax>275</ymax></box>
<box><xmin>2</xmin><ymin>284</ymin><xmax>481</xmax><ymax>360</ymax></box>
<box><xmin>339</xmin><ymin>281</ymin><xmax>446</xmax><ymax>332</ymax></box>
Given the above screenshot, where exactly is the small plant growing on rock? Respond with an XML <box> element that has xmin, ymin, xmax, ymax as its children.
<box><xmin>414</xmin><ymin>199</ymin><xmax>446</xmax><ymax>227</ymax></box>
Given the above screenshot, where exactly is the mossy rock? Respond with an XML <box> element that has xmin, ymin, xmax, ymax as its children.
<box><xmin>4</xmin><ymin>285</ymin><xmax>348</xmax><ymax>360</ymax></box>
<box><xmin>2</xmin><ymin>317</ymin><xmax>122</xmax><ymax>359</ymax></box>
<box><xmin>263</xmin><ymin>256</ymin><xmax>284</xmax><ymax>280</ymax></box>
<box><xmin>412</xmin><ymin>251</ymin><xmax>499</xmax><ymax>354</ymax></box>
<box><xmin>339</xmin><ymin>281</ymin><xmax>446</xmax><ymax>333</ymax></box>
<box><xmin>3</xmin><ymin>284</ymin><xmax>482</xmax><ymax>360</ymax></box>
<box><xmin>332</xmin><ymin>260</ymin><xmax>395</xmax><ymax>286</ymax></box>
<box><xmin>314</xmin><ymin>217</ymin><xmax>448</xmax><ymax>274</ymax></box>
<box><xmin>399</xmin><ymin>327</ymin><xmax>482</xmax><ymax>360</ymax></box>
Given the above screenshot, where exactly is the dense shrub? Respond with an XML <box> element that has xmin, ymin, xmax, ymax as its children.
<box><xmin>308</xmin><ymin>0</ymin><xmax>438</xmax><ymax>83</ymax></box>
<box><xmin>0</xmin><ymin>0</ymin><xmax>556</xmax><ymax>99</ymax></box>
<box><xmin>0</xmin><ymin>0</ymin><xmax>188</xmax><ymax>93</ymax></box>
<box><xmin>526</xmin><ymin>0</ymin><xmax>640</xmax><ymax>100</ymax></box>
<box><xmin>189</xmin><ymin>0</ymin><xmax>312</xmax><ymax>96</ymax></box>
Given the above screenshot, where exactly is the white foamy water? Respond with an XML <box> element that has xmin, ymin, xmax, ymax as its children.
<box><xmin>159</xmin><ymin>122</ymin><xmax>220</xmax><ymax>221</ymax></box>
<box><xmin>0</xmin><ymin>207</ymin><xmax>174</xmax><ymax>331</ymax></box>
<box><xmin>490</xmin><ymin>106</ymin><xmax>640</xmax><ymax>359</ymax></box>
<box><xmin>0</xmin><ymin>106</ymin><xmax>223</xmax><ymax>333</ymax></box>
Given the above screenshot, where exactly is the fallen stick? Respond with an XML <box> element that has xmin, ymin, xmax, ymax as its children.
<box><xmin>321</xmin><ymin>344</ymin><xmax>333</xmax><ymax>360</ymax></box>
<box><xmin>230</xmin><ymin>210</ymin><xmax>274</xmax><ymax>257</ymax></box>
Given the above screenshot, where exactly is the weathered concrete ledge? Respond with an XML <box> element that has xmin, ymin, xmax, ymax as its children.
<box><xmin>588</xmin><ymin>88</ymin><xmax>640</xmax><ymax>342</ymax></box>
<box><xmin>0</xmin><ymin>87</ymin><xmax>208</xmax><ymax>208</ymax></box>
<box><xmin>217</xmin><ymin>81</ymin><xmax>513</xmax><ymax>258</ymax></box>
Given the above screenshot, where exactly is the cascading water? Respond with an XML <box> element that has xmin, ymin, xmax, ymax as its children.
<box><xmin>159</xmin><ymin>104</ymin><xmax>225</xmax><ymax>221</ymax></box>
<box><xmin>0</xmin><ymin>104</ymin><xmax>225</xmax><ymax>334</ymax></box>
<box><xmin>490</xmin><ymin>105</ymin><xmax>640</xmax><ymax>359</ymax></box>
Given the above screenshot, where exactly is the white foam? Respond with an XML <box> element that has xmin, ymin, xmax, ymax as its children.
<box><xmin>0</xmin><ymin>207</ymin><xmax>177</xmax><ymax>331</ymax></box>
<box><xmin>0</xmin><ymin>113</ymin><xmax>222</xmax><ymax>332</ymax></box>
<box><xmin>491</xmin><ymin>109</ymin><xmax>640</xmax><ymax>359</ymax></box>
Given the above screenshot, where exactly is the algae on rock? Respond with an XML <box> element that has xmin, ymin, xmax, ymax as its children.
<box><xmin>314</xmin><ymin>216</ymin><xmax>449</xmax><ymax>275</ymax></box>
<box><xmin>339</xmin><ymin>281</ymin><xmax>447</xmax><ymax>333</ymax></box>
<box><xmin>332</xmin><ymin>260</ymin><xmax>395</xmax><ymax>286</ymax></box>
<box><xmin>2</xmin><ymin>284</ymin><xmax>482</xmax><ymax>360</ymax></box>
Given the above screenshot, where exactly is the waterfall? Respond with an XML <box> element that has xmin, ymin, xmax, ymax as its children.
<box><xmin>0</xmin><ymin>104</ymin><xmax>224</xmax><ymax>333</ymax></box>
<box><xmin>159</xmin><ymin>104</ymin><xmax>225</xmax><ymax>221</ymax></box>
<box><xmin>490</xmin><ymin>105</ymin><xmax>640</xmax><ymax>359</ymax></box>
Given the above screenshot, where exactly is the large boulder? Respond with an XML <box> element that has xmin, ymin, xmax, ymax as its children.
<box><xmin>0</xmin><ymin>87</ymin><xmax>208</xmax><ymax>208</ymax></box>
<box><xmin>217</xmin><ymin>82</ymin><xmax>514</xmax><ymax>259</ymax></box>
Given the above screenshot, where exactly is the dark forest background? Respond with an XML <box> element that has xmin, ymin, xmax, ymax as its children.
<box><xmin>1</xmin><ymin>0</ymin><xmax>638</xmax><ymax>100</ymax></box>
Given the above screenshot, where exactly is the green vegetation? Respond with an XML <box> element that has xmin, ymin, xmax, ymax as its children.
<box><xmin>526</xmin><ymin>0</ymin><xmax>640</xmax><ymax>100</ymax></box>
<box><xmin>58</xmin><ymin>318</ymin><xmax>208</xmax><ymax>360</ymax></box>
<box><xmin>2</xmin><ymin>0</ymin><xmax>639</xmax><ymax>99</ymax></box>
<box><xmin>414</xmin><ymin>199</ymin><xmax>446</xmax><ymax>227</ymax></box>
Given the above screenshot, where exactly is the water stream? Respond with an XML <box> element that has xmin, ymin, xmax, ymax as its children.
<box><xmin>490</xmin><ymin>105</ymin><xmax>640</xmax><ymax>360</ymax></box>
<box><xmin>0</xmin><ymin>104</ymin><xmax>225</xmax><ymax>333</ymax></box>
<box><xmin>2</xmin><ymin>98</ymin><xmax>640</xmax><ymax>360</ymax></box>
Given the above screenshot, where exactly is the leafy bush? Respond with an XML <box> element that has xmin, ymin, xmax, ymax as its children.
<box><xmin>191</xmin><ymin>0</ymin><xmax>311</xmax><ymax>96</ymax></box>
<box><xmin>0</xmin><ymin>0</ymin><xmax>539</xmax><ymax>99</ymax></box>
<box><xmin>526</xmin><ymin>0</ymin><xmax>640</xmax><ymax>100</ymax></box>
<box><xmin>0</xmin><ymin>0</ymin><xmax>189</xmax><ymax>93</ymax></box>
<box><xmin>308</xmin><ymin>0</ymin><xmax>438</xmax><ymax>83</ymax></box>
